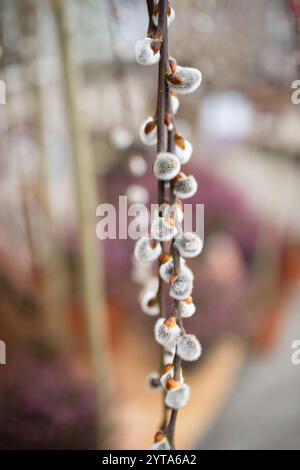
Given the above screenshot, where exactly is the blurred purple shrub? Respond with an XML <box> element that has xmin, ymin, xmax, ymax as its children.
<box><xmin>0</xmin><ymin>348</ymin><xmax>97</xmax><ymax>449</ymax></box>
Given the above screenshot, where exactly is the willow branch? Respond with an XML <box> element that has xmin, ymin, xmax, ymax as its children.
<box><xmin>156</xmin><ymin>0</ymin><xmax>168</xmax><ymax>154</ymax></box>
<box><xmin>167</xmin><ymin>195</ymin><xmax>183</xmax><ymax>448</ymax></box>
<box><xmin>154</xmin><ymin>0</ymin><xmax>168</xmax><ymax>431</ymax></box>
<box><xmin>165</xmin><ymin>42</ymin><xmax>182</xmax><ymax>454</ymax></box>
<box><xmin>156</xmin><ymin>0</ymin><xmax>168</xmax><ymax>317</ymax></box>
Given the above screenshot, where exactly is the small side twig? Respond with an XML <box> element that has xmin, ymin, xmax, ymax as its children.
<box><xmin>167</xmin><ymin>166</ymin><xmax>182</xmax><ymax>449</ymax></box>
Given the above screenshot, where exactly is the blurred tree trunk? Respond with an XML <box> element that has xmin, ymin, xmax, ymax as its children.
<box><xmin>29</xmin><ymin>0</ymin><xmax>72</xmax><ymax>350</ymax></box>
<box><xmin>50</xmin><ymin>0</ymin><xmax>114</xmax><ymax>449</ymax></box>
<box><xmin>0</xmin><ymin>0</ymin><xmax>71</xmax><ymax>349</ymax></box>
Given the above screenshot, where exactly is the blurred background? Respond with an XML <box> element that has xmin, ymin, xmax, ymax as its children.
<box><xmin>0</xmin><ymin>0</ymin><xmax>300</xmax><ymax>450</ymax></box>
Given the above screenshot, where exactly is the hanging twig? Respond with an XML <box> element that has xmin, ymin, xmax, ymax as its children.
<box><xmin>135</xmin><ymin>0</ymin><xmax>203</xmax><ymax>450</ymax></box>
<box><xmin>155</xmin><ymin>0</ymin><xmax>169</xmax><ymax>432</ymax></box>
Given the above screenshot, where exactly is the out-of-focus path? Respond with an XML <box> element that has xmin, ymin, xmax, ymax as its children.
<box><xmin>198</xmin><ymin>289</ymin><xmax>300</xmax><ymax>450</ymax></box>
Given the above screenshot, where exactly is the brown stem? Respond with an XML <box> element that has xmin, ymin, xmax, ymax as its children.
<box><xmin>154</xmin><ymin>0</ymin><xmax>168</xmax><ymax>432</ymax></box>
<box><xmin>146</xmin><ymin>0</ymin><xmax>154</xmax><ymax>17</ymax></box>
<box><xmin>167</xmin><ymin>250</ymin><xmax>182</xmax><ymax>448</ymax></box>
<box><xmin>157</xmin><ymin>0</ymin><xmax>168</xmax><ymax>215</ymax></box>
<box><xmin>146</xmin><ymin>0</ymin><xmax>157</xmax><ymax>37</ymax></box>
<box><xmin>167</xmin><ymin>408</ymin><xmax>178</xmax><ymax>449</ymax></box>
<box><xmin>156</xmin><ymin>0</ymin><xmax>168</xmax><ymax>154</ymax></box>
<box><xmin>156</xmin><ymin>0</ymin><xmax>168</xmax><ymax>314</ymax></box>
<box><xmin>168</xmin><ymin>353</ymin><xmax>181</xmax><ymax>448</ymax></box>
<box><xmin>167</xmin><ymin>346</ymin><xmax>181</xmax><ymax>448</ymax></box>
<box><xmin>159</xmin><ymin>344</ymin><xmax>168</xmax><ymax>432</ymax></box>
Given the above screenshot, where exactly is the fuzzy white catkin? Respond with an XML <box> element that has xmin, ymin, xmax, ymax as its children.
<box><xmin>169</xmin><ymin>273</ymin><xmax>193</xmax><ymax>300</ymax></box>
<box><xmin>135</xmin><ymin>38</ymin><xmax>160</xmax><ymax>66</ymax></box>
<box><xmin>151</xmin><ymin>217</ymin><xmax>178</xmax><ymax>242</ymax></box>
<box><xmin>160</xmin><ymin>366</ymin><xmax>184</xmax><ymax>389</ymax></box>
<box><xmin>159</xmin><ymin>256</ymin><xmax>186</xmax><ymax>283</ymax></box>
<box><xmin>160</xmin><ymin>368</ymin><xmax>174</xmax><ymax>390</ymax></box>
<box><xmin>153</xmin><ymin>7</ymin><xmax>175</xmax><ymax>27</ymax></box>
<box><xmin>182</xmin><ymin>264</ymin><xmax>194</xmax><ymax>281</ymax></box>
<box><xmin>162</xmin><ymin>203</ymin><xmax>184</xmax><ymax>226</ymax></box>
<box><xmin>173</xmin><ymin>175</ymin><xmax>198</xmax><ymax>199</ymax></box>
<box><xmin>167</xmin><ymin>66</ymin><xmax>202</xmax><ymax>95</ymax></box>
<box><xmin>131</xmin><ymin>259</ymin><xmax>152</xmax><ymax>285</ymax></box>
<box><xmin>163</xmin><ymin>350</ymin><xmax>175</xmax><ymax>365</ymax></box>
<box><xmin>176</xmin><ymin>334</ymin><xmax>202</xmax><ymax>361</ymax></box>
<box><xmin>154</xmin><ymin>318</ymin><xmax>181</xmax><ymax>348</ymax></box>
<box><xmin>175</xmin><ymin>139</ymin><xmax>193</xmax><ymax>165</ymax></box>
<box><xmin>139</xmin><ymin>289</ymin><xmax>159</xmax><ymax>316</ymax></box>
<box><xmin>179</xmin><ymin>300</ymin><xmax>196</xmax><ymax>318</ymax></box>
<box><xmin>175</xmin><ymin>205</ymin><xmax>184</xmax><ymax>224</ymax></box>
<box><xmin>171</xmin><ymin>94</ymin><xmax>180</xmax><ymax>114</ymax></box>
<box><xmin>165</xmin><ymin>383</ymin><xmax>190</xmax><ymax>409</ymax></box>
<box><xmin>164</xmin><ymin>341</ymin><xmax>177</xmax><ymax>355</ymax></box>
<box><xmin>153</xmin><ymin>152</ymin><xmax>180</xmax><ymax>181</ymax></box>
<box><xmin>151</xmin><ymin>439</ymin><xmax>171</xmax><ymax>450</ymax></box>
<box><xmin>134</xmin><ymin>237</ymin><xmax>161</xmax><ymax>263</ymax></box>
<box><xmin>145</xmin><ymin>276</ymin><xmax>159</xmax><ymax>293</ymax></box>
<box><xmin>139</xmin><ymin>117</ymin><xmax>157</xmax><ymax>146</ymax></box>
<box><xmin>174</xmin><ymin>232</ymin><xmax>203</xmax><ymax>258</ymax></box>
<box><xmin>146</xmin><ymin>372</ymin><xmax>161</xmax><ymax>392</ymax></box>
<box><xmin>159</xmin><ymin>257</ymin><xmax>175</xmax><ymax>283</ymax></box>
<box><xmin>165</xmin><ymin>120</ymin><xmax>174</xmax><ymax>131</ymax></box>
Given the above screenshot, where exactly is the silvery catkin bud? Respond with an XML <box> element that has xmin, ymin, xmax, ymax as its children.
<box><xmin>139</xmin><ymin>288</ymin><xmax>159</xmax><ymax>316</ymax></box>
<box><xmin>176</xmin><ymin>334</ymin><xmax>202</xmax><ymax>361</ymax></box>
<box><xmin>179</xmin><ymin>297</ymin><xmax>196</xmax><ymax>318</ymax></box>
<box><xmin>159</xmin><ymin>253</ymin><xmax>175</xmax><ymax>283</ymax></box>
<box><xmin>160</xmin><ymin>364</ymin><xmax>184</xmax><ymax>389</ymax></box>
<box><xmin>146</xmin><ymin>372</ymin><xmax>161</xmax><ymax>391</ymax></box>
<box><xmin>174</xmin><ymin>133</ymin><xmax>193</xmax><ymax>165</ymax></box>
<box><xmin>139</xmin><ymin>117</ymin><xmax>157</xmax><ymax>146</ymax></box>
<box><xmin>174</xmin><ymin>232</ymin><xmax>203</xmax><ymax>258</ymax></box>
<box><xmin>182</xmin><ymin>264</ymin><xmax>194</xmax><ymax>281</ymax></box>
<box><xmin>166</xmin><ymin>66</ymin><xmax>202</xmax><ymax>95</ymax></box>
<box><xmin>173</xmin><ymin>173</ymin><xmax>198</xmax><ymax>199</ymax></box>
<box><xmin>165</xmin><ymin>379</ymin><xmax>190</xmax><ymax>409</ymax></box>
<box><xmin>153</xmin><ymin>3</ymin><xmax>175</xmax><ymax>27</ymax></box>
<box><xmin>135</xmin><ymin>38</ymin><xmax>161</xmax><ymax>66</ymax></box>
<box><xmin>169</xmin><ymin>272</ymin><xmax>193</xmax><ymax>300</ymax></box>
<box><xmin>151</xmin><ymin>216</ymin><xmax>178</xmax><ymax>242</ymax></box>
<box><xmin>159</xmin><ymin>253</ymin><xmax>186</xmax><ymax>283</ymax></box>
<box><xmin>153</xmin><ymin>152</ymin><xmax>181</xmax><ymax>181</ymax></box>
<box><xmin>134</xmin><ymin>237</ymin><xmax>162</xmax><ymax>263</ymax></box>
<box><xmin>154</xmin><ymin>316</ymin><xmax>181</xmax><ymax>348</ymax></box>
<box><xmin>171</xmin><ymin>92</ymin><xmax>180</xmax><ymax>114</ymax></box>
<box><xmin>163</xmin><ymin>349</ymin><xmax>175</xmax><ymax>365</ymax></box>
<box><xmin>151</xmin><ymin>432</ymin><xmax>171</xmax><ymax>450</ymax></box>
